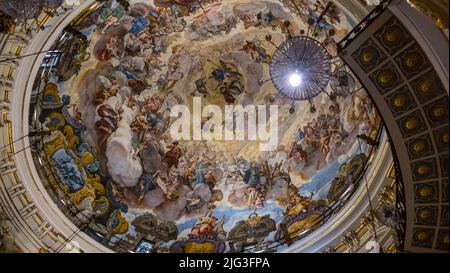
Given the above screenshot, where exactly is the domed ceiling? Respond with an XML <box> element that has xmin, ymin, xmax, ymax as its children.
<box><xmin>29</xmin><ymin>0</ymin><xmax>382</xmax><ymax>253</ymax></box>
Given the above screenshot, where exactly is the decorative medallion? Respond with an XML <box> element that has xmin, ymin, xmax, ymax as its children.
<box><xmin>411</xmin><ymin>70</ymin><xmax>445</xmax><ymax>104</ymax></box>
<box><xmin>351</xmin><ymin>38</ymin><xmax>387</xmax><ymax>73</ymax></box>
<box><xmin>397</xmin><ymin>110</ymin><xmax>427</xmax><ymax>138</ymax></box>
<box><xmin>374</xmin><ymin>16</ymin><xmax>413</xmax><ymax>54</ymax></box>
<box><xmin>436</xmin><ymin>229</ymin><xmax>449</xmax><ymax>251</ymax></box>
<box><xmin>414</xmin><ymin>181</ymin><xmax>439</xmax><ymax>203</ymax></box>
<box><xmin>394</xmin><ymin>44</ymin><xmax>429</xmax><ymax>79</ymax></box>
<box><xmin>414</xmin><ymin>206</ymin><xmax>438</xmax><ymax>226</ymax></box>
<box><xmin>423</xmin><ymin>97</ymin><xmax>449</xmax><ymax>129</ymax></box>
<box><xmin>384</xmin><ymin>85</ymin><xmax>417</xmax><ymax>117</ymax></box>
<box><xmin>412</xmin><ymin>228</ymin><xmax>435</xmax><ymax>248</ymax></box>
<box><xmin>411</xmin><ymin>158</ymin><xmax>438</xmax><ymax>182</ymax></box>
<box><xmin>406</xmin><ymin>134</ymin><xmax>435</xmax><ymax>160</ymax></box>
<box><xmin>433</xmin><ymin>126</ymin><xmax>449</xmax><ymax>153</ymax></box>
<box><xmin>369</xmin><ymin>62</ymin><xmax>403</xmax><ymax>94</ymax></box>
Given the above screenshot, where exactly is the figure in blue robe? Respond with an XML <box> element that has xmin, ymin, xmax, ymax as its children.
<box><xmin>130</xmin><ymin>16</ymin><xmax>149</xmax><ymax>34</ymax></box>
<box><xmin>257</xmin><ymin>11</ymin><xmax>275</xmax><ymax>23</ymax></box>
<box><xmin>243</xmin><ymin>164</ymin><xmax>261</xmax><ymax>187</ymax></box>
<box><xmin>308</xmin><ymin>9</ymin><xmax>333</xmax><ymax>30</ymax></box>
<box><xmin>211</xmin><ymin>68</ymin><xmax>227</xmax><ymax>82</ymax></box>
<box><xmin>153</xmin><ymin>44</ymin><xmax>164</xmax><ymax>54</ymax></box>
<box><xmin>139</xmin><ymin>173</ymin><xmax>157</xmax><ymax>194</ymax></box>
<box><xmin>52</xmin><ymin>149</ymin><xmax>85</xmax><ymax>193</ymax></box>
<box><xmin>170</xmin><ymin>4</ymin><xmax>181</xmax><ymax>18</ymax></box>
<box><xmin>295</xmin><ymin>128</ymin><xmax>306</xmax><ymax>143</ymax></box>
<box><xmin>195</xmin><ymin>169</ymin><xmax>206</xmax><ymax>185</ymax></box>
<box><xmin>116</xmin><ymin>64</ymin><xmax>139</xmax><ymax>80</ymax></box>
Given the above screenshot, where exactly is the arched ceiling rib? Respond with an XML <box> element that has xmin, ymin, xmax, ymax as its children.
<box><xmin>339</xmin><ymin>0</ymin><xmax>449</xmax><ymax>252</ymax></box>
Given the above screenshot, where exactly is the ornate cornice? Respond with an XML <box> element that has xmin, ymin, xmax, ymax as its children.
<box><xmin>328</xmin><ymin>173</ymin><xmax>403</xmax><ymax>253</ymax></box>
<box><xmin>407</xmin><ymin>0</ymin><xmax>449</xmax><ymax>37</ymax></box>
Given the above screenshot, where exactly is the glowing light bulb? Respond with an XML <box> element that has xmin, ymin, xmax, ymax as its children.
<box><xmin>289</xmin><ymin>73</ymin><xmax>302</xmax><ymax>87</ymax></box>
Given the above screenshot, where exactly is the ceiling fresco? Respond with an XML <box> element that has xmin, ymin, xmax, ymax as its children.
<box><xmin>29</xmin><ymin>0</ymin><xmax>382</xmax><ymax>253</ymax></box>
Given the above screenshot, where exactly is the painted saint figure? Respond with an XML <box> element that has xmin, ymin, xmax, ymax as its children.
<box><xmin>243</xmin><ymin>162</ymin><xmax>262</xmax><ymax>187</ymax></box>
<box><xmin>163</xmin><ymin>141</ymin><xmax>182</xmax><ymax>169</ymax></box>
<box><xmin>52</xmin><ymin>149</ymin><xmax>85</xmax><ymax>193</ymax></box>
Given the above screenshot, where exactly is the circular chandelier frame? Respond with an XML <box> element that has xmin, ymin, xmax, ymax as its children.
<box><xmin>269</xmin><ymin>35</ymin><xmax>332</xmax><ymax>102</ymax></box>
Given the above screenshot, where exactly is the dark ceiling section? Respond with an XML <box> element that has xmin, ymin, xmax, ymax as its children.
<box><xmin>339</xmin><ymin>9</ymin><xmax>448</xmax><ymax>252</ymax></box>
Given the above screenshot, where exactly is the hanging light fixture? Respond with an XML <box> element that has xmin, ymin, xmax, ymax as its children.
<box><xmin>42</xmin><ymin>0</ymin><xmax>64</xmax><ymax>13</ymax></box>
<box><xmin>266</xmin><ymin>1</ymin><xmax>356</xmax><ymax>113</ymax></box>
<box><xmin>269</xmin><ymin>35</ymin><xmax>331</xmax><ymax>101</ymax></box>
<box><xmin>0</xmin><ymin>0</ymin><xmax>43</xmax><ymax>23</ymax></box>
<box><xmin>0</xmin><ymin>0</ymin><xmax>66</xmax><ymax>24</ymax></box>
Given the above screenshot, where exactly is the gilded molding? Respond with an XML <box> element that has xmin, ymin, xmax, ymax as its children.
<box><xmin>407</xmin><ymin>0</ymin><xmax>449</xmax><ymax>37</ymax></box>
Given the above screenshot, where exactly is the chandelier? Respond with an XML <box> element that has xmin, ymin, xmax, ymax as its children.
<box><xmin>0</xmin><ymin>0</ymin><xmax>63</xmax><ymax>23</ymax></box>
<box><xmin>269</xmin><ymin>36</ymin><xmax>331</xmax><ymax>101</ymax></box>
<box><xmin>267</xmin><ymin>1</ymin><xmax>357</xmax><ymax>113</ymax></box>
<box><xmin>0</xmin><ymin>0</ymin><xmax>43</xmax><ymax>23</ymax></box>
<box><xmin>42</xmin><ymin>0</ymin><xmax>64</xmax><ymax>12</ymax></box>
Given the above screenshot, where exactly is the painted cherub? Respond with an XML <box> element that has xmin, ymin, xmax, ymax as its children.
<box><xmin>101</xmin><ymin>15</ymin><xmax>120</xmax><ymax>34</ymax></box>
<box><xmin>143</xmin><ymin>95</ymin><xmax>162</xmax><ymax>113</ymax></box>
<box><xmin>190</xmin><ymin>211</ymin><xmax>218</xmax><ymax>238</ymax></box>
<box><xmin>131</xmin><ymin>114</ymin><xmax>151</xmax><ymax>142</ymax></box>
<box><xmin>252</xmin><ymin>192</ymin><xmax>265</xmax><ymax>210</ymax></box>
<box><xmin>105</xmin><ymin>35</ymin><xmax>123</xmax><ymax>60</ymax></box>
